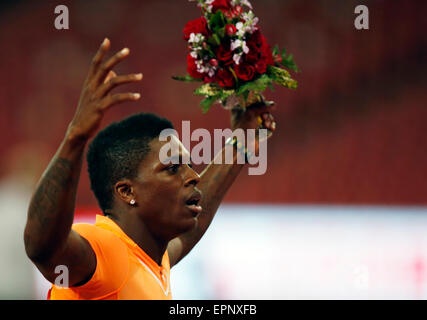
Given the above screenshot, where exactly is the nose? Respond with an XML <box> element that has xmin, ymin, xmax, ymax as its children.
<box><xmin>184</xmin><ymin>165</ymin><xmax>200</xmax><ymax>187</ymax></box>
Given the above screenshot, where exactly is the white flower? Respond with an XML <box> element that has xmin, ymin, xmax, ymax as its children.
<box><xmin>207</xmin><ymin>67</ymin><xmax>216</xmax><ymax>77</ymax></box>
<box><xmin>188</xmin><ymin>33</ymin><xmax>197</xmax><ymax>43</ymax></box>
<box><xmin>233</xmin><ymin>53</ymin><xmax>242</xmax><ymax>65</ymax></box>
<box><xmin>242</xmin><ymin>11</ymin><xmax>255</xmax><ymax>21</ymax></box>
<box><xmin>195</xmin><ymin>59</ymin><xmax>205</xmax><ymax>73</ymax></box>
<box><xmin>242</xmin><ymin>42</ymin><xmax>249</xmax><ymax>54</ymax></box>
<box><xmin>231</xmin><ymin>0</ymin><xmax>253</xmax><ymax>9</ymax></box>
<box><xmin>241</xmin><ymin>11</ymin><xmax>259</xmax><ymax>34</ymax></box>
<box><xmin>235</xmin><ymin>22</ymin><xmax>246</xmax><ymax>37</ymax></box>
<box><xmin>231</xmin><ymin>39</ymin><xmax>249</xmax><ymax>54</ymax></box>
<box><xmin>205</xmin><ymin>0</ymin><xmax>214</xmax><ymax>12</ymax></box>
<box><xmin>190</xmin><ymin>0</ymin><xmax>214</xmax><ymax>13</ymax></box>
<box><xmin>188</xmin><ymin>33</ymin><xmax>205</xmax><ymax>44</ymax></box>
<box><xmin>194</xmin><ymin>58</ymin><xmax>218</xmax><ymax>76</ymax></box>
<box><xmin>241</xmin><ymin>0</ymin><xmax>253</xmax><ymax>9</ymax></box>
<box><xmin>231</xmin><ymin>39</ymin><xmax>241</xmax><ymax>51</ymax></box>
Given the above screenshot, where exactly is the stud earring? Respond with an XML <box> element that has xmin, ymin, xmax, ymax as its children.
<box><xmin>130</xmin><ymin>199</ymin><xmax>136</xmax><ymax>205</ymax></box>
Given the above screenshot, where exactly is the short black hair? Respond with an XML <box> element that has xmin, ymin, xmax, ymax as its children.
<box><xmin>87</xmin><ymin>113</ymin><xmax>174</xmax><ymax>212</ymax></box>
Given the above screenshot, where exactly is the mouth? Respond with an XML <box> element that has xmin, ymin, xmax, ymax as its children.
<box><xmin>185</xmin><ymin>190</ymin><xmax>202</xmax><ymax>217</ymax></box>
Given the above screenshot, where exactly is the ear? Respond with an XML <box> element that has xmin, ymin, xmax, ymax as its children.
<box><xmin>114</xmin><ymin>180</ymin><xmax>136</xmax><ymax>205</ymax></box>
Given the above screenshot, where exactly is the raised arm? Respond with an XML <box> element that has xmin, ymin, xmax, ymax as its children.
<box><xmin>24</xmin><ymin>38</ymin><xmax>142</xmax><ymax>286</ymax></box>
<box><xmin>168</xmin><ymin>101</ymin><xmax>276</xmax><ymax>267</ymax></box>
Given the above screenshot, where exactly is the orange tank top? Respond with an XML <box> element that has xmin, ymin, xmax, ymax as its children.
<box><xmin>49</xmin><ymin>215</ymin><xmax>172</xmax><ymax>300</ymax></box>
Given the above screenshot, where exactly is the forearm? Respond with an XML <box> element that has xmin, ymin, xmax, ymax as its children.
<box><xmin>24</xmin><ymin>129</ymin><xmax>87</xmax><ymax>262</ymax></box>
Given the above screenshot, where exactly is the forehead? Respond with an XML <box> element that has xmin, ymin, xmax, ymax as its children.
<box><xmin>139</xmin><ymin>135</ymin><xmax>191</xmax><ymax>170</ymax></box>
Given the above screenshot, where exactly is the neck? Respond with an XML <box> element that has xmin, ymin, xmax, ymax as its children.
<box><xmin>106</xmin><ymin>210</ymin><xmax>168</xmax><ymax>266</ymax></box>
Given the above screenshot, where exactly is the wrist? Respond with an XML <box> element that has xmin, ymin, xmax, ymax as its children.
<box><xmin>61</xmin><ymin>126</ymin><xmax>89</xmax><ymax>157</ymax></box>
<box><xmin>65</xmin><ymin>123</ymin><xmax>90</xmax><ymax>144</ymax></box>
<box><xmin>225</xmin><ymin>136</ymin><xmax>253</xmax><ymax>164</ymax></box>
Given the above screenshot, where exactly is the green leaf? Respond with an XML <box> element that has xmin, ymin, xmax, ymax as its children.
<box><xmin>236</xmin><ymin>74</ymin><xmax>273</xmax><ymax>96</ymax></box>
<box><xmin>267</xmin><ymin>65</ymin><xmax>298</xmax><ymax>89</ymax></box>
<box><xmin>207</xmin><ymin>36</ymin><xmax>219</xmax><ymax>47</ymax></box>
<box><xmin>218</xmin><ymin>88</ymin><xmax>235</xmax><ymax>103</ymax></box>
<box><xmin>194</xmin><ymin>83</ymin><xmax>235</xmax><ymax>113</ymax></box>
<box><xmin>272</xmin><ymin>45</ymin><xmax>279</xmax><ymax>56</ymax></box>
<box><xmin>280</xmin><ymin>51</ymin><xmax>299</xmax><ymax>72</ymax></box>
<box><xmin>212</xmin><ymin>34</ymin><xmax>221</xmax><ymax>46</ymax></box>
<box><xmin>242</xmin><ymin>89</ymin><xmax>250</xmax><ymax>102</ymax></box>
<box><xmin>172</xmin><ymin>75</ymin><xmax>203</xmax><ymax>82</ymax></box>
<box><xmin>194</xmin><ymin>83</ymin><xmax>222</xmax><ymax>97</ymax></box>
<box><xmin>228</xmin><ymin>67</ymin><xmax>239</xmax><ymax>85</ymax></box>
<box><xmin>216</xmin><ymin>27</ymin><xmax>226</xmax><ymax>39</ymax></box>
<box><xmin>200</xmin><ymin>95</ymin><xmax>219</xmax><ymax>114</ymax></box>
<box><xmin>209</xmin><ymin>11</ymin><xmax>226</xmax><ymax>33</ymax></box>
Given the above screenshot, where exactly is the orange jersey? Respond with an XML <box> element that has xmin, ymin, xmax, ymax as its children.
<box><xmin>49</xmin><ymin>215</ymin><xmax>172</xmax><ymax>300</ymax></box>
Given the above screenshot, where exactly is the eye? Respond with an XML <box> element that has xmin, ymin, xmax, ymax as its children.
<box><xmin>167</xmin><ymin>164</ymin><xmax>180</xmax><ymax>174</ymax></box>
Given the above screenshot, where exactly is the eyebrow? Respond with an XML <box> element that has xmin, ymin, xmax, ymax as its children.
<box><xmin>160</xmin><ymin>155</ymin><xmax>193</xmax><ymax>165</ymax></box>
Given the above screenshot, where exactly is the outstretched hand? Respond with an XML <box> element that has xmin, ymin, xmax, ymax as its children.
<box><xmin>67</xmin><ymin>38</ymin><xmax>143</xmax><ymax>141</ymax></box>
<box><xmin>230</xmin><ymin>94</ymin><xmax>276</xmax><ymax>135</ymax></box>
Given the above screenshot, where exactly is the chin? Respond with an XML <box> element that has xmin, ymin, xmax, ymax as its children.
<box><xmin>176</xmin><ymin>216</ymin><xmax>198</xmax><ymax>236</ymax></box>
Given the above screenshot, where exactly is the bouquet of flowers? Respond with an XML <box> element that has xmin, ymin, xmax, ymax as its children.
<box><xmin>173</xmin><ymin>0</ymin><xmax>298</xmax><ymax>113</ymax></box>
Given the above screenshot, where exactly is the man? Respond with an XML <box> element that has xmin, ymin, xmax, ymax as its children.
<box><xmin>24</xmin><ymin>38</ymin><xmax>276</xmax><ymax>299</ymax></box>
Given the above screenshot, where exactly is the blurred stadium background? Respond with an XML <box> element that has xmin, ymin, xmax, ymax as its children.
<box><xmin>0</xmin><ymin>0</ymin><xmax>425</xmax><ymax>299</ymax></box>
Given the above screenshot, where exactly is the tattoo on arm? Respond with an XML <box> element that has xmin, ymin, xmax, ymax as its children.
<box><xmin>26</xmin><ymin>155</ymin><xmax>82</xmax><ymax>259</ymax></box>
<box><xmin>30</xmin><ymin>158</ymin><xmax>74</xmax><ymax>225</ymax></box>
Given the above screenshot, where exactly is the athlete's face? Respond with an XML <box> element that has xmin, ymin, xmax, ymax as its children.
<box><xmin>131</xmin><ymin>136</ymin><xmax>202</xmax><ymax>240</ymax></box>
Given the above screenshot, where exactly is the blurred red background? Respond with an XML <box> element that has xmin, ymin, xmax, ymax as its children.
<box><xmin>0</xmin><ymin>0</ymin><xmax>425</xmax><ymax>209</ymax></box>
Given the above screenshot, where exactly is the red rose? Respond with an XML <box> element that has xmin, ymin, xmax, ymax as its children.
<box><xmin>245</xmin><ymin>49</ymin><xmax>259</xmax><ymax>64</ymax></box>
<box><xmin>204</xmin><ymin>75</ymin><xmax>217</xmax><ymax>83</ymax></box>
<box><xmin>215</xmin><ymin>45</ymin><xmax>233</xmax><ymax>64</ymax></box>
<box><xmin>244</xmin><ymin>30</ymin><xmax>274</xmax><ymax>68</ymax></box>
<box><xmin>225</xmin><ymin>24</ymin><xmax>237</xmax><ymax>36</ymax></box>
<box><xmin>247</xmin><ymin>30</ymin><xmax>263</xmax><ymax>54</ymax></box>
<box><xmin>209</xmin><ymin>58</ymin><xmax>219</xmax><ymax>67</ymax></box>
<box><xmin>232</xmin><ymin>5</ymin><xmax>243</xmax><ymax>17</ymax></box>
<box><xmin>235</xmin><ymin>63</ymin><xmax>255</xmax><ymax>81</ymax></box>
<box><xmin>255</xmin><ymin>59</ymin><xmax>267</xmax><ymax>74</ymax></box>
<box><xmin>224</xmin><ymin>11</ymin><xmax>234</xmax><ymax>20</ymax></box>
<box><xmin>187</xmin><ymin>54</ymin><xmax>204</xmax><ymax>79</ymax></box>
<box><xmin>261</xmin><ymin>42</ymin><xmax>274</xmax><ymax>66</ymax></box>
<box><xmin>260</xmin><ymin>35</ymin><xmax>274</xmax><ymax>66</ymax></box>
<box><xmin>183</xmin><ymin>17</ymin><xmax>209</xmax><ymax>40</ymax></box>
<box><xmin>273</xmin><ymin>54</ymin><xmax>283</xmax><ymax>64</ymax></box>
<box><xmin>217</xmin><ymin>68</ymin><xmax>235</xmax><ymax>88</ymax></box>
<box><xmin>212</xmin><ymin>0</ymin><xmax>232</xmax><ymax>13</ymax></box>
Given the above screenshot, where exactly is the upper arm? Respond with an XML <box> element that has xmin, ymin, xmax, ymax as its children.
<box><xmin>33</xmin><ymin>229</ymin><xmax>97</xmax><ymax>287</ymax></box>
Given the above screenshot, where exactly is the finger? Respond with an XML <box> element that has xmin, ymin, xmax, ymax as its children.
<box><xmin>250</xmin><ymin>105</ymin><xmax>275</xmax><ymax>118</ymax></box>
<box><xmin>263</xmin><ymin>119</ymin><xmax>272</xmax><ymax>129</ymax></box>
<box><xmin>100</xmin><ymin>92</ymin><xmax>141</xmax><ymax>110</ymax></box>
<box><xmin>266</xmin><ymin>113</ymin><xmax>275</xmax><ymax>123</ymax></box>
<box><xmin>95</xmin><ymin>47</ymin><xmax>130</xmax><ymax>85</ymax></box>
<box><xmin>103</xmin><ymin>70</ymin><xmax>117</xmax><ymax>84</ymax></box>
<box><xmin>247</xmin><ymin>101</ymin><xmax>276</xmax><ymax>115</ymax></box>
<box><xmin>97</xmin><ymin>73</ymin><xmax>143</xmax><ymax>98</ymax></box>
<box><xmin>260</xmin><ymin>112</ymin><xmax>276</xmax><ymax>131</ymax></box>
<box><xmin>88</xmin><ymin>38</ymin><xmax>111</xmax><ymax>78</ymax></box>
<box><xmin>262</xmin><ymin>112</ymin><xmax>269</xmax><ymax>121</ymax></box>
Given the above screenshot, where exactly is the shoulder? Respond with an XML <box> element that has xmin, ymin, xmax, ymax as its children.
<box><xmin>72</xmin><ymin>222</ymin><xmax>129</xmax><ymax>263</ymax></box>
<box><xmin>73</xmin><ymin>222</ymin><xmax>119</xmax><ymax>242</ymax></box>
<box><xmin>69</xmin><ymin>223</ymin><xmax>130</xmax><ymax>298</ymax></box>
